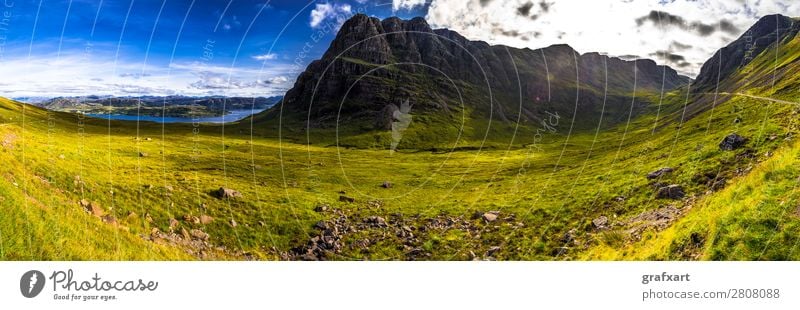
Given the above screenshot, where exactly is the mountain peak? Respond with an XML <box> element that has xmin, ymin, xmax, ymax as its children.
<box><xmin>694</xmin><ymin>14</ymin><xmax>799</xmax><ymax>89</ymax></box>
<box><xmin>270</xmin><ymin>15</ymin><xmax>690</xmax><ymax>132</ymax></box>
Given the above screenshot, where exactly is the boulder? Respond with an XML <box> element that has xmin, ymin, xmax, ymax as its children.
<box><xmin>365</xmin><ymin>216</ymin><xmax>387</xmax><ymax>227</ymax></box>
<box><xmin>199</xmin><ymin>214</ymin><xmax>214</xmax><ymax>224</ymax></box>
<box><xmin>314</xmin><ymin>204</ymin><xmax>329</xmax><ymax>212</ymax></box>
<box><xmin>339</xmin><ymin>195</ymin><xmax>355</xmax><ymax>203</ymax></box>
<box><xmin>87</xmin><ymin>202</ymin><xmax>104</xmax><ymax>217</ymax></box>
<box><xmin>215</xmin><ymin>187</ymin><xmax>242</xmax><ymax>199</ymax></box>
<box><xmin>592</xmin><ymin>216</ymin><xmax>609</xmax><ymax>229</ymax></box>
<box><xmin>381</xmin><ymin>181</ymin><xmax>392</xmax><ymax>188</ymax></box>
<box><xmin>169</xmin><ymin>218</ymin><xmax>179</xmax><ymax>229</ymax></box>
<box><xmin>646</xmin><ymin>167</ymin><xmax>674</xmax><ymax>179</ymax></box>
<box><xmin>719</xmin><ymin>133</ymin><xmax>746</xmax><ymax>150</ymax></box>
<box><xmin>314</xmin><ymin>221</ymin><xmax>329</xmax><ymax>230</ymax></box>
<box><xmin>139</xmin><ymin>152</ymin><xmax>148</xmax><ymax>157</ymax></box>
<box><xmin>482</xmin><ymin>212</ymin><xmax>498</xmax><ymax>222</ymax></box>
<box><xmin>656</xmin><ymin>184</ymin><xmax>685</xmax><ymax>199</ymax></box>
<box><xmin>190</xmin><ymin>229</ymin><xmax>209</xmax><ymax>241</ymax></box>
<box><xmin>101</xmin><ymin>215</ymin><xmax>117</xmax><ymax>225</ymax></box>
<box><xmin>183</xmin><ymin>215</ymin><xmax>200</xmax><ymax>224</ymax></box>
<box><xmin>486</xmin><ymin>246</ymin><xmax>501</xmax><ymax>257</ymax></box>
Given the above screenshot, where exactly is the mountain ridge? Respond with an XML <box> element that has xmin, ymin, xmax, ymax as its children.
<box><xmin>255</xmin><ymin>14</ymin><xmax>691</xmax><ymax>143</ymax></box>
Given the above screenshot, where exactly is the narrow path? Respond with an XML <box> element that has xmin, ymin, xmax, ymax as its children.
<box><xmin>719</xmin><ymin>92</ymin><xmax>800</xmax><ymax>105</ymax></box>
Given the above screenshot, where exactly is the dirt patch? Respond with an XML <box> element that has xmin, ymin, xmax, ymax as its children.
<box><xmin>1</xmin><ymin>132</ymin><xmax>17</xmax><ymax>150</ymax></box>
<box><xmin>624</xmin><ymin>204</ymin><xmax>691</xmax><ymax>241</ymax></box>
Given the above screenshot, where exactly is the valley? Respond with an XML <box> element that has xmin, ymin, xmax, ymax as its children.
<box><xmin>1</xmin><ymin>14</ymin><xmax>799</xmax><ymax>261</ymax></box>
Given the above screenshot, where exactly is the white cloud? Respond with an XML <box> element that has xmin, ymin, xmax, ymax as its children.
<box><xmin>309</xmin><ymin>3</ymin><xmax>353</xmax><ymax>28</ymax></box>
<box><xmin>393</xmin><ymin>0</ymin><xmax>427</xmax><ymax>11</ymax></box>
<box><xmin>423</xmin><ymin>0</ymin><xmax>800</xmax><ymax>77</ymax></box>
<box><xmin>252</xmin><ymin>53</ymin><xmax>278</xmax><ymax>61</ymax></box>
<box><xmin>0</xmin><ymin>51</ymin><xmax>295</xmax><ymax>98</ymax></box>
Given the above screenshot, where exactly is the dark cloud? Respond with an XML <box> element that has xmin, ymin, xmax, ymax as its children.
<box><xmin>719</xmin><ymin>19</ymin><xmax>740</xmax><ymax>34</ymax></box>
<box><xmin>690</xmin><ymin>22</ymin><xmax>716</xmax><ymax>36</ymax></box>
<box><xmin>635</xmin><ymin>10</ymin><xmax>737</xmax><ymax>37</ymax></box>
<box><xmin>636</xmin><ymin>11</ymin><xmax>686</xmax><ymax>27</ymax></box>
<box><xmin>539</xmin><ymin>1</ymin><xmax>552</xmax><ymax>13</ymax></box>
<box><xmin>517</xmin><ymin>2</ymin><xmax>533</xmax><ymax>16</ymax></box>
<box><xmin>677</xmin><ymin>61</ymin><xmax>691</xmax><ymax>68</ymax></box>
<box><xmin>479</xmin><ymin>0</ymin><xmax>492</xmax><ymax>7</ymax></box>
<box><xmin>670</xmin><ymin>41</ymin><xmax>692</xmax><ymax>51</ymax></box>
<box><xmin>649</xmin><ymin>50</ymin><xmax>686</xmax><ymax>63</ymax></box>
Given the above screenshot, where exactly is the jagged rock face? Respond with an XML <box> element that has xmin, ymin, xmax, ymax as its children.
<box><xmin>277</xmin><ymin>14</ymin><xmax>691</xmax><ymax>129</ymax></box>
<box><xmin>694</xmin><ymin>14</ymin><xmax>800</xmax><ymax>90</ymax></box>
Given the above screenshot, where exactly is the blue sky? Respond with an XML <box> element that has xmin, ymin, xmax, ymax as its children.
<box><xmin>1</xmin><ymin>0</ymin><xmax>797</xmax><ymax>98</ymax></box>
<box><xmin>0</xmin><ymin>0</ymin><xmax>427</xmax><ymax>98</ymax></box>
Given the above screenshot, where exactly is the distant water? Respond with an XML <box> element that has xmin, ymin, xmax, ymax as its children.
<box><xmin>85</xmin><ymin>109</ymin><xmax>265</xmax><ymax>124</ymax></box>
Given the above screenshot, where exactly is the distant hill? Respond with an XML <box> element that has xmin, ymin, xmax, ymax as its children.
<box><xmin>37</xmin><ymin>95</ymin><xmax>283</xmax><ymax>117</ymax></box>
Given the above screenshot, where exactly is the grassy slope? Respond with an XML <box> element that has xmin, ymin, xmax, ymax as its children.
<box><xmin>1</xmin><ymin>35</ymin><xmax>798</xmax><ymax>260</ymax></box>
<box><xmin>2</xmin><ymin>82</ymin><xmax>795</xmax><ymax>260</ymax></box>
<box><xmin>584</xmin><ymin>32</ymin><xmax>800</xmax><ymax>260</ymax></box>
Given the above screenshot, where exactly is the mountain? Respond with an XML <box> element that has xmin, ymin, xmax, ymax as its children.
<box><xmin>38</xmin><ymin>95</ymin><xmax>283</xmax><ymax>117</ymax></box>
<box><xmin>693</xmin><ymin>14</ymin><xmax>800</xmax><ymax>91</ymax></box>
<box><xmin>40</xmin><ymin>95</ymin><xmax>282</xmax><ymax>110</ymax></box>
<box><xmin>254</xmin><ymin>14</ymin><xmax>690</xmax><ymax>146</ymax></box>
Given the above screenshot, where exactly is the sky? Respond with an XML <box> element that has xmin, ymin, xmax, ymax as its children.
<box><xmin>0</xmin><ymin>0</ymin><xmax>796</xmax><ymax>98</ymax></box>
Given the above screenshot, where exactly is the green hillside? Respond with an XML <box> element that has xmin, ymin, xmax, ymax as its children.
<box><xmin>1</xmin><ymin>14</ymin><xmax>799</xmax><ymax>260</ymax></box>
<box><xmin>1</xmin><ymin>73</ymin><xmax>797</xmax><ymax>261</ymax></box>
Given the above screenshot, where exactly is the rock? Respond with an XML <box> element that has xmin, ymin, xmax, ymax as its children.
<box><xmin>314</xmin><ymin>221</ymin><xmax>329</xmax><ymax>230</ymax></box>
<box><xmin>646</xmin><ymin>167</ymin><xmax>674</xmax><ymax>179</ymax></box>
<box><xmin>656</xmin><ymin>184</ymin><xmax>685</xmax><ymax>199</ymax></box>
<box><xmin>719</xmin><ymin>133</ymin><xmax>746</xmax><ymax>150</ymax></box>
<box><xmin>199</xmin><ymin>214</ymin><xmax>214</xmax><ymax>224</ymax></box>
<box><xmin>482</xmin><ymin>212</ymin><xmax>498</xmax><ymax>222</ymax></box>
<box><xmin>127</xmin><ymin>211</ymin><xmax>137</xmax><ymax>219</ymax></box>
<box><xmin>144</xmin><ymin>137</ymin><xmax>152</xmax><ymax>141</ymax></box>
<box><xmin>190</xmin><ymin>229</ymin><xmax>209</xmax><ymax>241</ymax></box>
<box><xmin>486</xmin><ymin>246</ymin><xmax>501</xmax><ymax>256</ymax></box>
<box><xmin>592</xmin><ymin>216</ymin><xmax>609</xmax><ymax>229</ymax></box>
<box><xmin>314</xmin><ymin>204</ymin><xmax>329</xmax><ymax>212</ymax></box>
<box><xmin>101</xmin><ymin>215</ymin><xmax>117</xmax><ymax>225</ymax></box>
<box><xmin>87</xmin><ymin>202</ymin><xmax>104</xmax><ymax>217</ymax></box>
<box><xmin>230</xmin><ymin>219</ymin><xmax>238</xmax><ymax>228</ymax></box>
<box><xmin>365</xmin><ymin>216</ymin><xmax>387</xmax><ymax>227</ymax></box>
<box><xmin>169</xmin><ymin>218</ymin><xmax>179</xmax><ymax>229</ymax></box>
<box><xmin>58</xmin><ymin>154</ymin><xmax>65</xmax><ymax>159</ymax></box>
<box><xmin>79</xmin><ymin>199</ymin><xmax>90</xmax><ymax>208</ymax></box>
<box><xmin>381</xmin><ymin>181</ymin><xmax>392</xmax><ymax>188</ymax></box>
<box><xmin>180</xmin><ymin>228</ymin><xmax>191</xmax><ymax>240</ymax></box>
<box><xmin>139</xmin><ymin>152</ymin><xmax>148</xmax><ymax>157</ymax></box>
<box><xmin>183</xmin><ymin>215</ymin><xmax>200</xmax><ymax>224</ymax></box>
<box><xmin>215</xmin><ymin>187</ymin><xmax>242</xmax><ymax>199</ymax></box>
<box><xmin>339</xmin><ymin>195</ymin><xmax>355</xmax><ymax>203</ymax></box>
<box><xmin>144</xmin><ymin>184</ymin><xmax>153</xmax><ymax>190</ymax></box>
